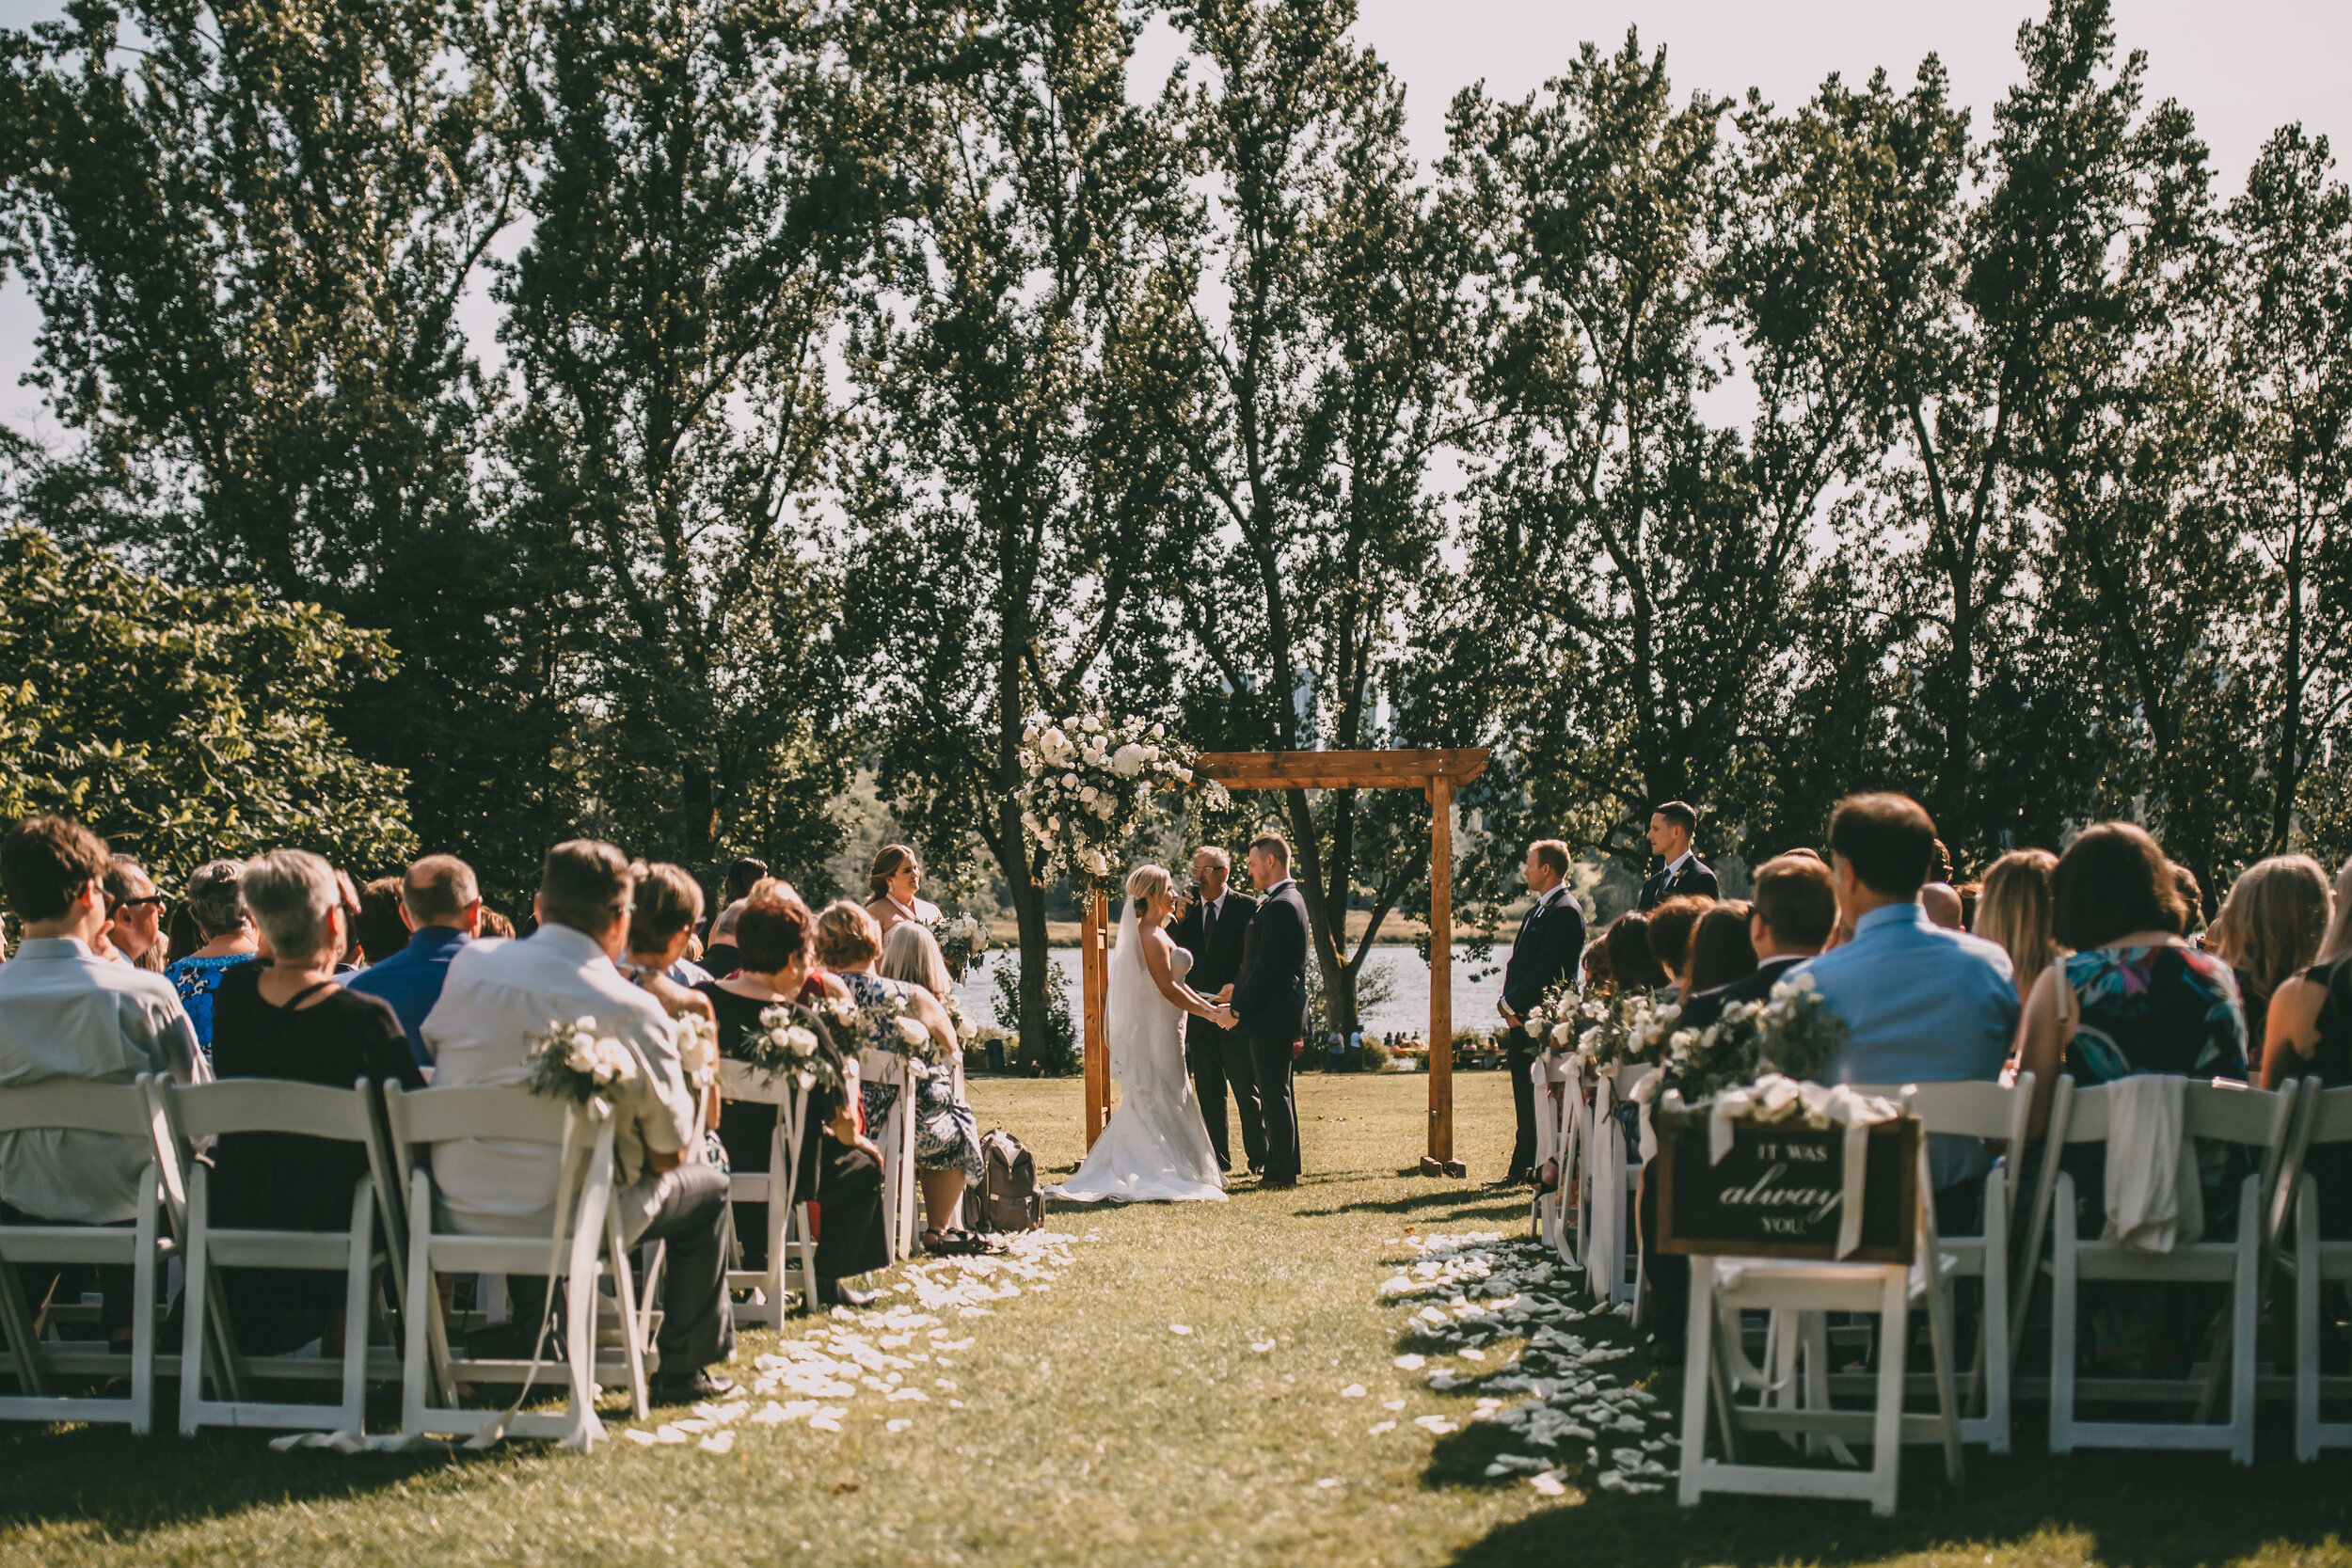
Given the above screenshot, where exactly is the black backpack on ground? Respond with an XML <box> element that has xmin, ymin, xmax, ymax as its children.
<box><xmin>967</xmin><ymin>1128</ymin><xmax>1042</xmax><ymax>1233</ymax></box>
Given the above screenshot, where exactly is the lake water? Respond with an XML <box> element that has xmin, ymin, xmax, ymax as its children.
<box><xmin>949</xmin><ymin>944</ymin><xmax>1507</xmax><ymax>1042</ymax></box>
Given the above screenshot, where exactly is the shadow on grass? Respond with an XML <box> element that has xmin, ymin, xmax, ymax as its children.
<box><xmin>1443</xmin><ymin>1415</ymin><xmax>2352</xmax><ymax>1568</ymax></box>
<box><xmin>1296</xmin><ymin>1186</ymin><xmax>1529</xmax><ymax>1222</ymax></box>
<box><xmin>0</xmin><ymin>1418</ymin><xmax>455</xmax><ymax>1536</ymax></box>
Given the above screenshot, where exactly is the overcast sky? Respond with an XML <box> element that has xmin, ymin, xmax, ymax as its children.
<box><xmin>2</xmin><ymin>0</ymin><xmax>2345</xmax><ymax>436</ymax></box>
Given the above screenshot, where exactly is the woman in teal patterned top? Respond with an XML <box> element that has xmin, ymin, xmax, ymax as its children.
<box><xmin>162</xmin><ymin>858</ymin><xmax>261</xmax><ymax>1060</ymax></box>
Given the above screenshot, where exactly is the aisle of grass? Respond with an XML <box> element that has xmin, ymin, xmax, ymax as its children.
<box><xmin>6</xmin><ymin>1069</ymin><xmax>2352</xmax><ymax>1565</ymax></box>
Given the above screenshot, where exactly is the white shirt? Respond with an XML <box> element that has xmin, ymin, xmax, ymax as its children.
<box><xmin>1664</xmin><ymin>848</ymin><xmax>1696</xmax><ymax>880</ymax></box>
<box><xmin>0</xmin><ymin>938</ymin><xmax>208</xmax><ymax>1224</ymax></box>
<box><xmin>421</xmin><ymin>925</ymin><xmax>697</xmax><ymax>1240</ymax></box>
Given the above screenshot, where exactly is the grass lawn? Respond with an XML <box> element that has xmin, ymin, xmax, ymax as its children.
<box><xmin>7</xmin><ymin>1069</ymin><xmax>2352</xmax><ymax>1565</ymax></box>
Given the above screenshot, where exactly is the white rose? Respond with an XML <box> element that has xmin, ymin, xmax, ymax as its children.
<box><xmin>1080</xmin><ymin>785</ymin><xmax>1098</xmax><ymax>803</ymax></box>
<box><xmin>1111</xmin><ymin>742</ymin><xmax>1148</xmax><ymax>777</ymax></box>
<box><xmin>1175</xmin><ymin>766</ymin><xmax>1193</xmax><ymax>783</ymax></box>
<box><xmin>896</xmin><ymin>1016</ymin><xmax>929</xmax><ymax>1050</ymax></box>
<box><xmin>1551</xmin><ymin>1021</ymin><xmax>1576</xmax><ymax>1046</ymax></box>
<box><xmin>1091</xmin><ymin>797</ymin><xmax>1114</xmax><ymax>819</ymax></box>
<box><xmin>785</xmin><ymin>1024</ymin><xmax>818</xmax><ymax>1057</ymax></box>
<box><xmin>1082</xmin><ymin>747</ymin><xmax>1107</xmax><ymax>768</ymax></box>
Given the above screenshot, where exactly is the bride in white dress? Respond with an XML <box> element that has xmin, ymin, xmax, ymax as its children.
<box><xmin>1046</xmin><ymin>864</ymin><xmax>1232</xmax><ymax>1204</ymax></box>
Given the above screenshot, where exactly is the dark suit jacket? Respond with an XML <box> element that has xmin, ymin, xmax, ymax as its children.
<box><xmin>1638</xmin><ymin>856</ymin><xmax>1721</xmax><ymax>911</ymax></box>
<box><xmin>1674</xmin><ymin>954</ymin><xmax>1806</xmax><ymax>1035</ymax></box>
<box><xmin>1501</xmin><ymin>891</ymin><xmax>1586</xmax><ymax>1026</ymax></box>
<box><xmin>1169</xmin><ymin>889</ymin><xmax>1257</xmax><ymax>1045</ymax></box>
<box><xmin>1231</xmin><ymin>881</ymin><xmax>1311</xmax><ymax>1048</ymax></box>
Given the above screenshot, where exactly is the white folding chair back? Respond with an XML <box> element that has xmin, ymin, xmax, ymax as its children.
<box><xmin>1532</xmin><ymin>1054</ymin><xmax>1582</xmax><ymax>1255</ymax></box>
<box><xmin>861</xmin><ymin>1050</ymin><xmax>918</xmax><ymax>1260</ymax></box>
<box><xmin>0</xmin><ymin>1080</ymin><xmax>173</xmax><ymax>1433</ymax></box>
<box><xmin>2042</xmin><ymin>1077</ymin><xmax>2295</xmax><ymax>1465</ymax></box>
<box><xmin>718</xmin><ymin>1060</ymin><xmax>819</xmax><ymax>1327</ymax></box>
<box><xmin>381</xmin><ymin>1084</ymin><xmax>649</xmax><ymax>1445</ymax></box>
<box><xmin>2278</xmin><ymin>1079</ymin><xmax>2352</xmax><ymax>1459</ymax></box>
<box><xmin>159</xmin><ymin>1077</ymin><xmax>404</xmax><ymax>1435</ymax></box>
<box><xmin>1677</xmin><ymin>1094</ymin><xmax>1963</xmax><ymax>1518</ymax></box>
<box><xmin>1847</xmin><ymin>1075</ymin><xmax>2034</xmax><ymax>1452</ymax></box>
<box><xmin>1583</xmin><ymin>1063</ymin><xmax>1653</xmax><ymax>1305</ymax></box>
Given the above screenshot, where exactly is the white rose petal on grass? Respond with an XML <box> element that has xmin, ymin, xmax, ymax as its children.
<box><xmin>1168</xmin><ymin>1324</ymin><xmax>1193</xmax><ymax>1336</ymax></box>
<box><xmin>1412</xmin><ymin>1415</ymin><xmax>1458</xmax><ymax>1435</ymax></box>
<box><xmin>1249</xmin><ymin>1341</ymin><xmax>1275</xmax><ymax>1354</ymax></box>
<box><xmin>1381</xmin><ymin>1399</ymin><xmax>1406</xmax><ymax>1411</ymax></box>
<box><xmin>623</xmin><ymin>1429</ymin><xmax>657</xmax><ymax>1446</ymax></box>
<box><xmin>1368</xmin><ymin>1420</ymin><xmax>1397</xmax><ymax>1435</ymax></box>
<box><xmin>1339</xmin><ymin>1385</ymin><xmax>1366</xmax><ymax>1399</ymax></box>
<box><xmin>1314</xmin><ymin>1478</ymin><xmax>1342</xmax><ymax>1490</ymax></box>
<box><xmin>1529</xmin><ymin>1470</ymin><xmax>1569</xmax><ymax>1497</ymax></box>
<box><xmin>697</xmin><ymin>1433</ymin><xmax>734</xmax><ymax>1454</ymax></box>
<box><xmin>655</xmin><ymin>1425</ymin><xmax>689</xmax><ymax>1444</ymax></box>
<box><xmin>1393</xmin><ymin>1354</ymin><xmax>1426</xmax><ymax>1370</ymax></box>
<box><xmin>886</xmin><ymin>1419</ymin><xmax>914</xmax><ymax>1433</ymax></box>
<box><xmin>1459</xmin><ymin>1348</ymin><xmax>1486</xmax><ymax>1362</ymax></box>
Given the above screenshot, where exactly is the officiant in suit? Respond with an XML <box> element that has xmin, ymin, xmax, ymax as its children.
<box><xmin>1636</xmin><ymin>800</ymin><xmax>1719</xmax><ymax>911</ymax></box>
<box><xmin>1218</xmin><ymin>833</ymin><xmax>1310</xmax><ymax>1188</ymax></box>
<box><xmin>1496</xmin><ymin>839</ymin><xmax>1586</xmax><ymax>1183</ymax></box>
<box><xmin>1168</xmin><ymin>846</ymin><xmax>1263</xmax><ymax>1173</ymax></box>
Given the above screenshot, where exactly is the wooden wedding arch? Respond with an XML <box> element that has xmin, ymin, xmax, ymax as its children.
<box><xmin>1080</xmin><ymin>748</ymin><xmax>1490</xmax><ymax>1178</ymax></box>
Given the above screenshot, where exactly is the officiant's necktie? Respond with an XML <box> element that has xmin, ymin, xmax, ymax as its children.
<box><xmin>1204</xmin><ymin>898</ymin><xmax>1216</xmax><ymax>945</ymax></box>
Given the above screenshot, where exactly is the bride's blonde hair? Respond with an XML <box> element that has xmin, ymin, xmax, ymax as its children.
<box><xmin>1126</xmin><ymin>864</ymin><xmax>1172</xmax><ymax>908</ymax></box>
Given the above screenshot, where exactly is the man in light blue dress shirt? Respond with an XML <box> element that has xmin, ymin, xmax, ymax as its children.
<box><xmin>1794</xmin><ymin>793</ymin><xmax>2018</xmax><ymax>1202</ymax></box>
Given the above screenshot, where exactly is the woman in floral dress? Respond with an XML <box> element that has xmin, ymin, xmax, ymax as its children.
<box><xmin>813</xmin><ymin>901</ymin><xmax>990</xmax><ymax>1255</ymax></box>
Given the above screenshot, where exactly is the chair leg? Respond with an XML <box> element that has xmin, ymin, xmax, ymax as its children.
<box><xmin>608</xmin><ymin>1207</ymin><xmax>648</xmax><ymax>1421</ymax></box>
<box><xmin>129</xmin><ymin>1180</ymin><xmax>158</xmax><ymax>1435</ymax></box>
<box><xmin>2050</xmin><ymin>1175</ymin><xmax>2078</xmax><ymax>1455</ymax></box>
<box><xmin>0</xmin><ymin>1233</ymin><xmax>49</xmax><ymax>1402</ymax></box>
<box><xmin>179</xmin><ymin>1182</ymin><xmax>212</xmax><ymax>1437</ymax></box>
<box><xmin>1984</xmin><ymin>1179</ymin><xmax>2011</xmax><ymax>1454</ymax></box>
<box><xmin>1677</xmin><ymin>1264</ymin><xmax>1714</xmax><ymax>1509</ymax></box>
<box><xmin>2299</xmin><ymin>1180</ymin><xmax>2321</xmax><ymax>1463</ymax></box>
<box><xmin>341</xmin><ymin>1181</ymin><xmax>373</xmax><ymax>1433</ymax></box>
<box><xmin>1871</xmin><ymin>1267</ymin><xmax>1907</xmax><ymax>1517</ymax></box>
<box><xmin>2233</xmin><ymin>1175</ymin><xmax>2261</xmax><ymax>1466</ymax></box>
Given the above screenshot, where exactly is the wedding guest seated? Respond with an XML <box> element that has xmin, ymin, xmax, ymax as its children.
<box><xmin>1668</xmin><ymin>903</ymin><xmax>1757</xmax><ymax>1034</ymax></box>
<box><xmin>697</xmin><ymin>885</ymin><xmax>888</xmax><ymax>1307</ymax></box>
<box><xmin>351</xmin><ymin>876</ymin><xmax>408</xmax><ymax>972</ymax></box>
<box><xmin>422</xmin><ymin>841</ymin><xmax>735</xmax><ymax>1402</ymax></box>
<box><xmin>0</xmin><ymin>816</ymin><xmax>207</xmax><ymax>1341</ymax></box>
<box><xmin>2010</xmin><ymin>822</ymin><xmax>2250</xmax><ymax>1218</ymax></box>
<box><xmin>330</xmin><ymin>868</ymin><xmax>367</xmax><ymax>972</ymax></box>
<box><xmin>2214</xmin><ymin>854</ymin><xmax>2331</xmax><ymax>1054</ymax></box>
<box><xmin>880</xmin><ymin>920</ymin><xmax>987</xmax><ymax>1214</ymax></box>
<box><xmin>1922</xmin><ymin>882</ymin><xmax>1965</xmax><ymax>930</ymax></box>
<box><xmin>167</xmin><ymin>859</ymin><xmax>262</xmax><ymax>1059</ymax></box>
<box><xmin>816</xmin><ymin>902</ymin><xmax>977</xmax><ymax>1252</ymax></box>
<box><xmin>621</xmin><ymin>862</ymin><xmax>717</xmax><ymax>1027</ymax></box>
<box><xmin>864</xmin><ymin>844</ymin><xmax>942</xmax><ymax>943</ymax></box>
<box><xmin>710</xmin><ymin>857</ymin><xmax>768</xmax><ymax>942</ymax></box>
<box><xmin>1581</xmin><ymin>937</ymin><xmax>1613</xmax><ymax>997</ymax></box>
<box><xmin>478</xmin><ymin>909</ymin><xmax>516</xmax><ymax>939</ymax></box>
<box><xmin>1797</xmin><ymin>793</ymin><xmax>2017</xmax><ymax>1208</ymax></box>
<box><xmin>1602</xmin><ymin>911</ymin><xmax>1667</xmax><ymax>996</ymax></box>
<box><xmin>344</xmin><ymin>854</ymin><xmax>485</xmax><ymax>1068</ymax></box>
<box><xmin>1717</xmin><ymin>853</ymin><xmax>1836</xmax><ymax>1005</ymax></box>
<box><xmin>99</xmin><ymin>854</ymin><xmax>167</xmax><ymax>971</ymax></box>
<box><xmin>1645</xmin><ymin>894</ymin><xmax>1714</xmax><ymax>1002</ymax></box>
<box><xmin>1974</xmin><ymin>849</ymin><xmax>2061</xmax><ymax>1006</ymax></box>
<box><xmin>2171</xmin><ymin>862</ymin><xmax>2207</xmax><ymax>941</ymax></box>
<box><xmin>208</xmin><ymin>849</ymin><xmax>424</xmax><ymax>1352</ymax></box>
<box><xmin>2263</xmin><ymin>857</ymin><xmax>2352</xmax><ymax>1234</ymax></box>
<box><xmin>701</xmin><ymin>898</ymin><xmax>748</xmax><ymax>980</ymax></box>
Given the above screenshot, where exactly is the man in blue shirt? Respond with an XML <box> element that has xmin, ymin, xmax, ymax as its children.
<box><xmin>344</xmin><ymin>854</ymin><xmax>484</xmax><ymax>1067</ymax></box>
<box><xmin>1794</xmin><ymin>794</ymin><xmax>2018</xmax><ymax>1201</ymax></box>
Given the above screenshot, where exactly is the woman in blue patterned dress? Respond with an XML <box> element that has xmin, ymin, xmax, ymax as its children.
<box><xmin>163</xmin><ymin>859</ymin><xmax>262</xmax><ymax>1061</ymax></box>
<box><xmin>812</xmin><ymin>901</ymin><xmax>989</xmax><ymax>1255</ymax></box>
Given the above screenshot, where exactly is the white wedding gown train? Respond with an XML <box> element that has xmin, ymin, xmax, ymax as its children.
<box><xmin>1045</xmin><ymin>903</ymin><xmax>1227</xmax><ymax>1205</ymax></box>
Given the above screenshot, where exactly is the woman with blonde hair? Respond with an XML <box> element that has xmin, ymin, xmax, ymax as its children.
<box><xmin>864</xmin><ymin>844</ymin><xmax>941</xmax><ymax>942</ymax></box>
<box><xmin>2263</xmin><ymin>857</ymin><xmax>2352</xmax><ymax>1233</ymax></box>
<box><xmin>1045</xmin><ymin>864</ymin><xmax>1230</xmax><ymax>1204</ymax></box>
<box><xmin>2212</xmin><ymin>855</ymin><xmax>2331</xmax><ymax>1052</ymax></box>
<box><xmin>1974</xmin><ymin>848</ymin><xmax>2061</xmax><ymax>1006</ymax></box>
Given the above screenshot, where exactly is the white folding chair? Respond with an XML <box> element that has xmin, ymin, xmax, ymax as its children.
<box><xmin>1675</xmin><ymin>1094</ymin><xmax>1963</xmax><ymax>1518</ymax></box>
<box><xmin>382</xmin><ymin>1084</ymin><xmax>652</xmax><ymax>1445</ymax></box>
<box><xmin>1582</xmin><ymin>1063</ymin><xmax>1654</xmax><ymax>1305</ymax></box>
<box><xmin>0</xmin><ymin>1080</ymin><xmax>176</xmax><ymax>1433</ymax></box>
<box><xmin>719</xmin><ymin>1059</ymin><xmax>819</xmax><ymax>1328</ymax></box>
<box><xmin>2042</xmin><ymin>1077</ymin><xmax>2295</xmax><ymax>1464</ymax></box>
<box><xmin>1846</xmin><ymin>1075</ymin><xmax>2035</xmax><ymax>1452</ymax></box>
<box><xmin>160</xmin><ymin>1077</ymin><xmax>405</xmax><ymax>1435</ymax></box>
<box><xmin>2276</xmin><ymin>1080</ymin><xmax>2352</xmax><ymax>1460</ymax></box>
<box><xmin>861</xmin><ymin>1050</ymin><xmax>918</xmax><ymax>1260</ymax></box>
<box><xmin>1532</xmin><ymin>1054</ymin><xmax>1582</xmax><ymax>1255</ymax></box>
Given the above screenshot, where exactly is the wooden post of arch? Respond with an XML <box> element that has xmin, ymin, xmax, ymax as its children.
<box><xmin>1184</xmin><ymin>747</ymin><xmax>1486</xmax><ymax>1178</ymax></box>
<box><xmin>1082</xmin><ymin>890</ymin><xmax>1112</xmax><ymax>1148</ymax></box>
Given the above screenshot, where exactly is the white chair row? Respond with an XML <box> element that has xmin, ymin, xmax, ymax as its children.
<box><xmin>0</xmin><ymin>1076</ymin><xmax>670</xmax><ymax>1445</ymax></box>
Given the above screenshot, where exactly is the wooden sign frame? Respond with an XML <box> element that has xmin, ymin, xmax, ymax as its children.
<box><xmin>1079</xmin><ymin>748</ymin><xmax>1489</xmax><ymax>1177</ymax></box>
<box><xmin>1652</xmin><ymin>1109</ymin><xmax>1920</xmax><ymax>1266</ymax></box>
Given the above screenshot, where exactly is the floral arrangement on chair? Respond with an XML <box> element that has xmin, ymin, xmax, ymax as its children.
<box><xmin>525</xmin><ymin>1016</ymin><xmax>638</xmax><ymax>1105</ymax></box>
<box><xmin>734</xmin><ymin>1005</ymin><xmax>840</xmax><ymax>1095</ymax></box>
<box><xmin>1631</xmin><ymin>971</ymin><xmax>1850</xmax><ymax>1107</ymax></box>
<box><xmin>818</xmin><ymin>990</ymin><xmax>945</xmax><ymax>1072</ymax></box>
<box><xmin>675</xmin><ymin>1012</ymin><xmax>720</xmax><ymax>1091</ymax></box>
<box><xmin>930</xmin><ymin>911</ymin><xmax>991</xmax><ymax>981</ymax></box>
<box><xmin>1016</xmin><ymin>710</ymin><xmax>1214</xmax><ymax>896</ymax></box>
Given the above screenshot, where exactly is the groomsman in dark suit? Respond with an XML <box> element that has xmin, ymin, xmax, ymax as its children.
<box><xmin>1636</xmin><ymin>800</ymin><xmax>1719</xmax><ymax>911</ymax></box>
<box><xmin>1168</xmin><ymin>846</ymin><xmax>1263</xmax><ymax>1173</ymax></box>
<box><xmin>1496</xmin><ymin>839</ymin><xmax>1586</xmax><ymax>1184</ymax></box>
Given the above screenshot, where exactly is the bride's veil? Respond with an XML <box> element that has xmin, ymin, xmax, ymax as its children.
<box><xmin>1104</xmin><ymin>893</ymin><xmax>1146</xmax><ymax>1087</ymax></box>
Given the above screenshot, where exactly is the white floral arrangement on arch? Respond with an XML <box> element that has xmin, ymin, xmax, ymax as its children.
<box><xmin>1017</xmin><ymin>710</ymin><xmax>1216</xmax><ymax>898</ymax></box>
<box><xmin>526</xmin><ymin>1016</ymin><xmax>639</xmax><ymax>1106</ymax></box>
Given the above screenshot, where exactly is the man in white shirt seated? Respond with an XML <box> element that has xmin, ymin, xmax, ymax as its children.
<box><xmin>0</xmin><ymin>816</ymin><xmax>208</xmax><ymax>1341</ymax></box>
<box><xmin>421</xmin><ymin>840</ymin><xmax>736</xmax><ymax>1402</ymax></box>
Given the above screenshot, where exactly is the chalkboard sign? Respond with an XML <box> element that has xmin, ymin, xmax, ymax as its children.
<box><xmin>1654</xmin><ymin>1109</ymin><xmax>1918</xmax><ymax>1264</ymax></box>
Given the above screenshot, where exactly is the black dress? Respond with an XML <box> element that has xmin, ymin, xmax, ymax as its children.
<box><xmin>206</xmin><ymin>966</ymin><xmax>425</xmax><ymax>1350</ymax></box>
<box><xmin>696</xmin><ymin>984</ymin><xmax>888</xmax><ymax>1282</ymax></box>
<box><xmin>2296</xmin><ymin>956</ymin><xmax>2352</xmax><ymax>1238</ymax></box>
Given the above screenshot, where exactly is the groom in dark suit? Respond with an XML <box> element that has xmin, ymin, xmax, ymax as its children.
<box><xmin>1168</xmin><ymin>846</ymin><xmax>1263</xmax><ymax>1173</ymax></box>
<box><xmin>1216</xmin><ymin>832</ymin><xmax>1310</xmax><ymax>1188</ymax></box>
<box><xmin>1637</xmin><ymin>800</ymin><xmax>1720</xmax><ymax>911</ymax></box>
<box><xmin>1496</xmin><ymin>839</ymin><xmax>1586</xmax><ymax>1184</ymax></box>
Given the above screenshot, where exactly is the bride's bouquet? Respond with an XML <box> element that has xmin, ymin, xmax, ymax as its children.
<box><xmin>930</xmin><ymin>911</ymin><xmax>991</xmax><ymax>981</ymax></box>
<box><xmin>1017</xmin><ymin>710</ymin><xmax>1209</xmax><ymax>898</ymax></box>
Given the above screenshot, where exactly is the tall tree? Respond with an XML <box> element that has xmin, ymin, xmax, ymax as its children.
<box><xmin>1160</xmin><ymin>0</ymin><xmax>1462</xmax><ymax>1035</ymax></box>
<box><xmin>839</xmin><ymin>0</ymin><xmax>1185</xmax><ymax>1062</ymax></box>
